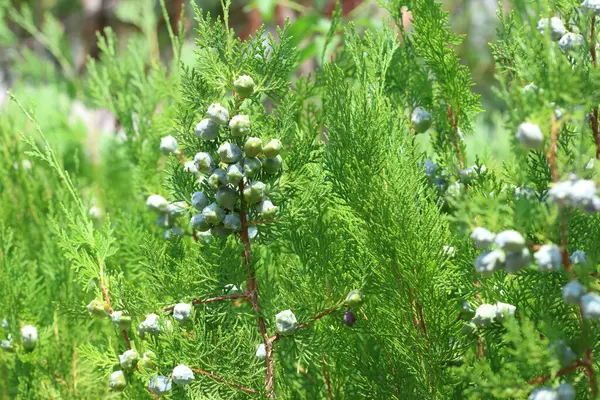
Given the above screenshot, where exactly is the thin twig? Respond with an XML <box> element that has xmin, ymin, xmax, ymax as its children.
<box><xmin>160</xmin><ymin>293</ymin><xmax>250</xmax><ymax>313</ymax></box>
<box><xmin>548</xmin><ymin>113</ymin><xmax>560</xmax><ymax>183</ymax></box>
<box><xmin>546</xmin><ymin>97</ymin><xmax>598</xmax><ymax>396</ymax></box>
<box><xmin>293</xmin><ymin>304</ymin><xmax>343</xmax><ymax>332</ymax></box>
<box><xmin>584</xmin><ymin>349</ymin><xmax>598</xmax><ymax>398</ymax></box>
<box><xmin>270</xmin><ymin>303</ymin><xmax>344</xmax><ymax>344</ymax></box>
<box><xmin>446</xmin><ymin>105</ymin><xmax>465</xmax><ymax>169</ymax></box>
<box><xmin>527</xmin><ymin>360</ymin><xmax>585</xmax><ymax>385</ymax></box>
<box><xmin>321</xmin><ymin>355</ymin><xmax>333</xmax><ymax>400</ymax></box>
<box><xmin>191</xmin><ymin>367</ymin><xmax>257</xmax><ymax>395</ymax></box>
<box><xmin>238</xmin><ymin>179</ymin><xmax>274</xmax><ymax>397</ymax></box>
<box><xmin>590</xmin><ymin>16</ymin><xmax>600</xmax><ymax>158</ymax></box>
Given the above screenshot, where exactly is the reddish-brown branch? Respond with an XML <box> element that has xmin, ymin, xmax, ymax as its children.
<box><xmin>446</xmin><ymin>105</ymin><xmax>465</xmax><ymax>169</ymax></box>
<box><xmin>98</xmin><ymin>262</ymin><xmax>132</xmax><ymax>350</ymax></box>
<box><xmin>321</xmin><ymin>355</ymin><xmax>333</xmax><ymax>400</ymax></box>
<box><xmin>544</xmin><ymin>98</ymin><xmax>598</xmax><ymax>395</ymax></box>
<box><xmin>269</xmin><ymin>303</ymin><xmax>344</xmax><ymax>344</ymax></box>
<box><xmin>590</xmin><ymin>17</ymin><xmax>600</xmax><ymax>158</ymax></box>
<box><xmin>585</xmin><ymin>349</ymin><xmax>599</xmax><ymax>397</ymax></box>
<box><xmin>191</xmin><ymin>368</ymin><xmax>257</xmax><ymax>395</ymax></box>
<box><xmin>591</xmin><ymin>109</ymin><xmax>600</xmax><ymax>159</ymax></box>
<box><xmin>295</xmin><ymin>305</ymin><xmax>342</xmax><ymax>331</ymax></box>
<box><xmin>592</xmin><ymin>16</ymin><xmax>598</xmax><ymax>67</ymax></box>
<box><xmin>238</xmin><ymin>180</ymin><xmax>274</xmax><ymax>396</ymax></box>
<box><xmin>527</xmin><ymin>360</ymin><xmax>585</xmax><ymax>385</ymax></box>
<box><xmin>160</xmin><ymin>293</ymin><xmax>250</xmax><ymax>313</ymax></box>
<box><xmin>415</xmin><ymin>301</ymin><xmax>429</xmax><ymax>339</ymax></box>
<box><xmin>548</xmin><ymin>113</ymin><xmax>560</xmax><ymax>183</ymax></box>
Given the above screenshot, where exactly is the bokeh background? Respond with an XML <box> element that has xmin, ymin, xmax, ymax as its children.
<box><xmin>0</xmin><ymin>0</ymin><xmax>510</xmax><ymax>162</ymax></box>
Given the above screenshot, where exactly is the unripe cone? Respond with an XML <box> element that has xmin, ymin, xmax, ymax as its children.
<box><xmin>227</xmin><ymin>163</ymin><xmax>244</xmax><ymax>186</ymax></box>
<box><xmin>257</xmin><ymin>200</ymin><xmax>278</xmax><ymax>219</ymax></box>
<box><xmin>472</xmin><ymin>304</ymin><xmax>497</xmax><ymax>327</ymax></box>
<box><xmin>111</xmin><ymin>311</ymin><xmax>132</xmax><ymax>329</ymax></box>
<box><xmin>137</xmin><ymin>313</ymin><xmax>160</xmax><ymax>338</ymax></box>
<box><xmin>345</xmin><ymin>290</ymin><xmax>364</xmax><ymax>310</ymax></box>
<box><xmin>223</xmin><ymin>213</ymin><xmax>242</xmax><ymax>231</ymax></box>
<box><xmin>581</xmin><ymin>292</ymin><xmax>600</xmax><ymax>319</ymax></box>
<box><xmin>1</xmin><ymin>339</ymin><xmax>14</xmax><ymax>352</ymax></box>
<box><xmin>256</xmin><ymin>343</ymin><xmax>266</xmax><ymax>360</ymax></box>
<box><xmin>172</xmin><ymin>364</ymin><xmax>195</xmax><ymax>386</ymax></box>
<box><xmin>411</xmin><ymin>107</ymin><xmax>432</xmax><ymax>133</ymax></box>
<box><xmin>495</xmin><ymin>230</ymin><xmax>526</xmax><ymax>252</ymax></box>
<box><xmin>583</xmin><ymin>0</ymin><xmax>600</xmax><ymax>15</ymax></box>
<box><xmin>202</xmin><ymin>203</ymin><xmax>225</xmax><ymax>225</ymax></box>
<box><xmin>173</xmin><ymin>303</ymin><xmax>192</xmax><ymax>323</ymax></box>
<box><xmin>21</xmin><ymin>325</ymin><xmax>37</xmax><ymax>351</ymax></box>
<box><xmin>146</xmin><ymin>194</ymin><xmax>169</xmax><ymax>213</ymax></box>
<box><xmin>211</xmin><ymin>224</ymin><xmax>234</xmax><ymax>237</ymax></box>
<box><xmin>562</xmin><ymin>280</ymin><xmax>586</xmax><ymax>304</ymax></box>
<box><xmin>244</xmin><ymin>137</ymin><xmax>263</xmax><ymax>157</ymax></box>
<box><xmin>229</xmin><ymin>115</ymin><xmax>251</xmax><ymax>137</ymax></box>
<box><xmin>193</xmin><ymin>152</ymin><xmax>214</xmax><ymax>174</ymax></box>
<box><xmin>534</xmin><ymin>244</ymin><xmax>562</xmax><ymax>271</ymax></box>
<box><xmin>109</xmin><ymin>370</ymin><xmax>127</xmax><ymax>391</ymax></box>
<box><xmin>87</xmin><ymin>299</ymin><xmax>110</xmax><ymax>318</ymax></box>
<box><xmin>190</xmin><ymin>213</ymin><xmax>211</xmax><ymax>231</ymax></box>
<box><xmin>475</xmin><ymin>249</ymin><xmax>505</xmax><ymax>275</ymax></box>
<box><xmin>494</xmin><ymin>302</ymin><xmax>516</xmax><ymax>320</ymax></box>
<box><xmin>207</xmin><ymin>103</ymin><xmax>229</xmax><ymax>125</ymax></box>
<box><xmin>262</xmin><ymin>139</ymin><xmax>282</xmax><ymax>158</ymax></box>
<box><xmin>557</xmin><ymin>383</ymin><xmax>576</xmax><ymax>400</ymax></box>
<box><xmin>215</xmin><ymin>186</ymin><xmax>237</xmax><ymax>210</ymax></box>
<box><xmin>192</xmin><ymin>191</ymin><xmax>209</xmax><ymax>211</ymax></box>
<box><xmin>505</xmin><ymin>248</ymin><xmax>531</xmax><ymax>274</ymax></box>
<box><xmin>536</xmin><ymin>17</ymin><xmax>566</xmax><ymax>41</ymax></box>
<box><xmin>159</xmin><ymin>135</ymin><xmax>178</xmax><ymax>154</ymax></box>
<box><xmin>275</xmin><ymin>309</ymin><xmax>297</xmax><ymax>335</ymax></box>
<box><xmin>218</xmin><ymin>142</ymin><xmax>243</xmax><ymax>164</ymax></box>
<box><xmin>243</xmin><ymin>181</ymin><xmax>266</xmax><ymax>204</ymax></box>
<box><xmin>516</xmin><ymin>123</ymin><xmax>544</xmax><ymax>150</ymax></box>
<box><xmin>119</xmin><ymin>349</ymin><xmax>139</xmax><ymax>371</ymax></box>
<box><xmin>195</xmin><ymin>118</ymin><xmax>219</xmax><ymax>141</ymax></box>
<box><xmin>141</xmin><ymin>350</ymin><xmax>157</xmax><ymax>369</ymax></box>
<box><xmin>148</xmin><ymin>375</ymin><xmax>172</xmax><ymax>396</ymax></box>
<box><xmin>242</xmin><ymin>157</ymin><xmax>262</xmax><ymax>178</ymax></box>
<box><xmin>233</xmin><ymin>75</ymin><xmax>255</xmax><ymax>98</ymax></box>
<box><xmin>470</xmin><ymin>227</ymin><xmax>495</xmax><ymax>249</ymax></box>
<box><xmin>263</xmin><ymin>155</ymin><xmax>282</xmax><ymax>174</ymax></box>
<box><xmin>208</xmin><ymin>168</ymin><xmax>228</xmax><ymax>189</ymax></box>
<box><xmin>559</xmin><ymin>32</ymin><xmax>584</xmax><ymax>53</ymax></box>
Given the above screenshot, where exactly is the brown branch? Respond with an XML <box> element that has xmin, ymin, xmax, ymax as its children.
<box><xmin>590</xmin><ymin>17</ymin><xmax>600</xmax><ymax>158</ymax></box>
<box><xmin>160</xmin><ymin>293</ymin><xmax>250</xmax><ymax>313</ymax></box>
<box><xmin>446</xmin><ymin>105</ymin><xmax>465</xmax><ymax>169</ymax></box>
<box><xmin>527</xmin><ymin>360</ymin><xmax>585</xmax><ymax>385</ymax></box>
<box><xmin>191</xmin><ymin>368</ymin><xmax>257</xmax><ymax>395</ymax></box>
<box><xmin>321</xmin><ymin>355</ymin><xmax>333</xmax><ymax>400</ymax></box>
<box><xmin>548</xmin><ymin>113</ymin><xmax>560</xmax><ymax>183</ymax></box>
<box><xmin>97</xmin><ymin>256</ymin><xmax>132</xmax><ymax>350</ymax></box>
<box><xmin>238</xmin><ymin>180</ymin><xmax>274</xmax><ymax>397</ymax></box>
<box><xmin>545</xmin><ymin>84</ymin><xmax>598</xmax><ymax>395</ymax></box>
<box><xmin>584</xmin><ymin>349</ymin><xmax>599</xmax><ymax>397</ymax></box>
<box><xmin>293</xmin><ymin>304</ymin><xmax>343</xmax><ymax>332</ymax></box>
<box><xmin>269</xmin><ymin>303</ymin><xmax>344</xmax><ymax>345</ymax></box>
<box><xmin>591</xmin><ymin>16</ymin><xmax>598</xmax><ymax>67</ymax></box>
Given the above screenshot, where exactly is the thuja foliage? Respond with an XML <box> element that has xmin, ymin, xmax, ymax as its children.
<box><xmin>3</xmin><ymin>0</ymin><xmax>600</xmax><ymax>398</ymax></box>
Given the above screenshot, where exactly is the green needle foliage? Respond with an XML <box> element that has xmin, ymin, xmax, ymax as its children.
<box><xmin>2</xmin><ymin>0</ymin><xmax>600</xmax><ymax>399</ymax></box>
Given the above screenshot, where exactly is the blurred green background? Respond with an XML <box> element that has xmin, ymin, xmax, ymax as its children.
<box><xmin>0</xmin><ymin>0</ymin><xmax>510</xmax><ymax>164</ymax></box>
